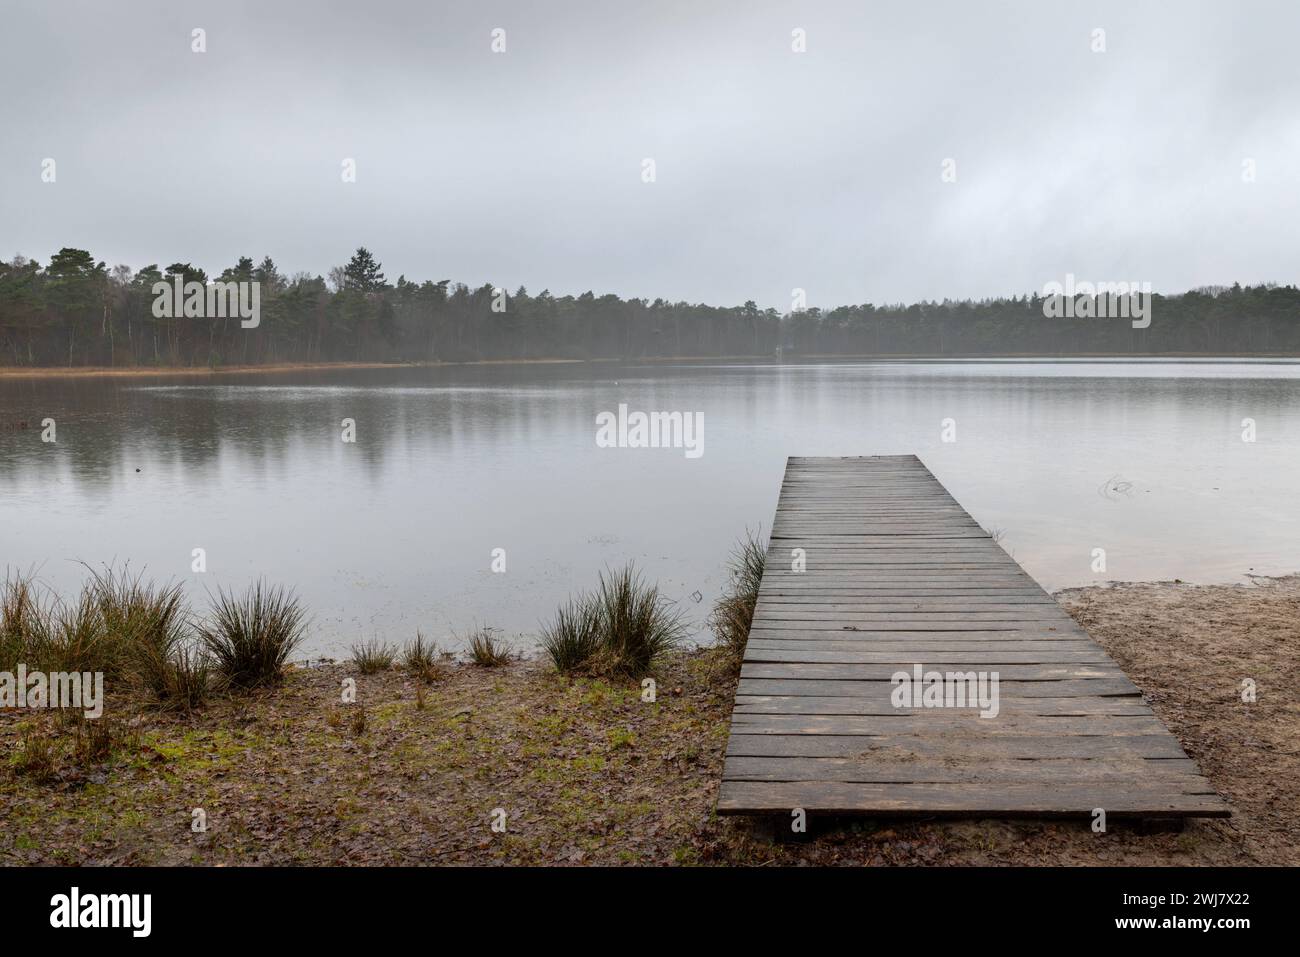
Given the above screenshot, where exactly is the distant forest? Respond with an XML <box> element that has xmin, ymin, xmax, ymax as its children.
<box><xmin>2</xmin><ymin>247</ymin><xmax>1299</xmax><ymax>367</ymax></box>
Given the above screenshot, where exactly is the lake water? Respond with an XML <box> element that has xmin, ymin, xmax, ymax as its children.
<box><xmin>2</xmin><ymin>359</ymin><xmax>1298</xmax><ymax>658</ymax></box>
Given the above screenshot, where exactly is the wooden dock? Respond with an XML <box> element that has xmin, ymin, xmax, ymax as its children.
<box><xmin>716</xmin><ymin>456</ymin><xmax>1229</xmax><ymax>820</ymax></box>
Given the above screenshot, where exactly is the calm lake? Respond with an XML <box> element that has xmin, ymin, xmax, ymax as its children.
<box><xmin>2</xmin><ymin>359</ymin><xmax>1298</xmax><ymax>657</ymax></box>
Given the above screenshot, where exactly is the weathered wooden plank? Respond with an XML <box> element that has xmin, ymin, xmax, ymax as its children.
<box><xmin>753</xmin><ymin>610</ymin><xmax>1075</xmax><ymax>622</ymax></box>
<box><xmin>743</xmin><ymin>638</ymin><xmax>1104</xmax><ymax>651</ymax></box>
<box><xmin>756</xmin><ymin>591</ymin><xmax>1053</xmax><ymax>599</ymax></box>
<box><xmin>733</xmin><ymin>695</ymin><xmax>1152</xmax><ymax>716</ymax></box>
<box><xmin>724</xmin><ymin>732</ymin><xmax>1188</xmax><ymax>759</ymax></box>
<box><xmin>743</xmin><ymin>633</ymin><xmax>1094</xmax><ymax>646</ymax></box>
<box><xmin>740</xmin><ymin>646</ymin><xmax>1114</xmax><ymax>664</ymax></box>
<box><xmin>760</xmin><ymin>573</ymin><xmax>1034</xmax><ymax>581</ymax></box>
<box><xmin>716</xmin><ymin>455</ymin><xmax>1228</xmax><ymax>820</ymax></box>
<box><xmin>716</xmin><ymin>781</ymin><xmax>1229</xmax><ymax>817</ymax></box>
<box><xmin>728</xmin><ymin>713</ymin><xmax>1167</xmax><ymax>736</ymax></box>
<box><xmin>738</xmin><ymin>662</ymin><xmax>1124</xmax><ymax>680</ymax></box>
<box><xmin>756</xmin><ymin>597</ymin><xmax>1066</xmax><ymax>606</ymax></box>
<box><xmin>722</xmin><ymin>755</ymin><xmax>1204</xmax><ymax>784</ymax></box>
<box><xmin>748</xmin><ymin>624</ymin><xmax>1092</xmax><ymax>631</ymax></box>
<box><xmin>737</xmin><ymin>676</ymin><xmax>1142</xmax><ymax>698</ymax></box>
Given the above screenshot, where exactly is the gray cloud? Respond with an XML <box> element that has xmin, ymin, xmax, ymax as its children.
<box><xmin>2</xmin><ymin>0</ymin><xmax>1297</xmax><ymax>308</ymax></box>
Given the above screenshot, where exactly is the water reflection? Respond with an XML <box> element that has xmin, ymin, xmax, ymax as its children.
<box><xmin>2</xmin><ymin>360</ymin><xmax>1298</xmax><ymax>657</ymax></box>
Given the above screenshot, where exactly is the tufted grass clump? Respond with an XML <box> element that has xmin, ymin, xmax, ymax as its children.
<box><xmin>541</xmin><ymin>564</ymin><xmax>687</xmax><ymax>677</ymax></box>
<box><xmin>707</xmin><ymin>529</ymin><xmax>767</xmax><ymax>667</ymax></box>
<box><xmin>465</xmin><ymin>627</ymin><xmax>512</xmax><ymax>667</ymax></box>
<box><xmin>350</xmin><ymin>638</ymin><xmax>396</xmax><ymax>675</ymax></box>
<box><xmin>90</xmin><ymin>567</ymin><xmax>190</xmax><ymax>697</ymax></box>
<box><xmin>540</xmin><ymin>596</ymin><xmax>603</xmax><ymax>673</ymax></box>
<box><xmin>1</xmin><ymin>572</ymin><xmax>47</xmax><ymax>672</ymax></box>
<box><xmin>199</xmin><ymin>581</ymin><xmax>307</xmax><ymax>690</ymax></box>
<box><xmin>401</xmin><ymin>631</ymin><xmax>442</xmax><ymax>682</ymax></box>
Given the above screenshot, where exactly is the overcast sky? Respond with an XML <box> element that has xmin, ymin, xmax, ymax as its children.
<box><xmin>2</xmin><ymin>0</ymin><xmax>1297</xmax><ymax>309</ymax></box>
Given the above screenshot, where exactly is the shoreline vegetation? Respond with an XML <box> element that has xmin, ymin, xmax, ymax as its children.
<box><xmin>2</xmin><ymin>550</ymin><xmax>1296</xmax><ymax>865</ymax></box>
<box><xmin>3</xmin><ymin>249</ymin><xmax>1299</xmax><ymax>370</ymax></box>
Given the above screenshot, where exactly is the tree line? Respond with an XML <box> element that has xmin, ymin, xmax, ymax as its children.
<box><xmin>2</xmin><ymin>246</ymin><xmax>1298</xmax><ymax>367</ymax></box>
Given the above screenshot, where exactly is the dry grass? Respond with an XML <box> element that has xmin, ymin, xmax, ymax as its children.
<box><xmin>350</xmin><ymin>639</ymin><xmax>396</xmax><ymax>675</ymax></box>
<box><xmin>349</xmin><ymin>706</ymin><xmax>367</xmax><ymax>738</ymax></box>
<box><xmin>401</xmin><ymin>632</ymin><xmax>442</xmax><ymax>682</ymax></box>
<box><xmin>1</xmin><ymin>573</ymin><xmax>46</xmax><ymax>672</ymax></box>
<box><xmin>10</xmin><ymin>728</ymin><xmax>57</xmax><ymax>784</ymax></box>
<box><xmin>707</xmin><ymin>529</ymin><xmax>766</xmax><ymax>667</ymax></box>
<box><xmin>199</xmin><ymin>581</ymin><xmax>307</xmax><ymax>689</ymax></box>
<box><xmin>2</xmin><ymin>578</ymin><xmax>1294</xmax><ymax>866</ymax></box>
<box><xmin>465</xmin><ymin>628</ymin><xmax>512</xmax><ymax>667</ymax></box>
<box><xmin>540</xmin><ymin>564</ymin><xmax>686</xmax><ymax>676</ymax></box>
<box><xmin>540</xmin><ymin>596</ymin><xmax>602</xmax><ymax>672</ymax></box>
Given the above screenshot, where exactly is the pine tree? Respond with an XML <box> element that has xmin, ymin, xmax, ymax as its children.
<box><xmin>343</xmin><ymin>247</ymin><xmax>386</xmax><ymax>292</ymax></box>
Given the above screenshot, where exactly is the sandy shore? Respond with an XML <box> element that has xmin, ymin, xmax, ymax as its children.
<box><xmin>2</xmin><ymin>576</ymin><xmax>1296</xmax><ymax>865</ymax></box>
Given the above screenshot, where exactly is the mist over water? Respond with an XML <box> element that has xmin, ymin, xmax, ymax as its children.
<box><xmin>3</xmin><ymin>359</ymin><xmax>1298</xmax><ymax>658</ymax></box>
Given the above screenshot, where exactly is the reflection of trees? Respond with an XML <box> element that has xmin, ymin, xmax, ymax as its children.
<box><xmin>0</xmin><ymin>364</ymin><xmax>610</xmax><ymax>496</ymax></box>
<box><xmin>1</xmin><ymin>360</ymin><xmax>1285</xmax><ymax>509</ymax></box>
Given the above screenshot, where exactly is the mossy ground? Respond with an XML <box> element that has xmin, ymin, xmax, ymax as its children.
<box><xmin>2</xmin><ymin>578</ymin><xmax>1296</xmax><ymax>865</ymax></box>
